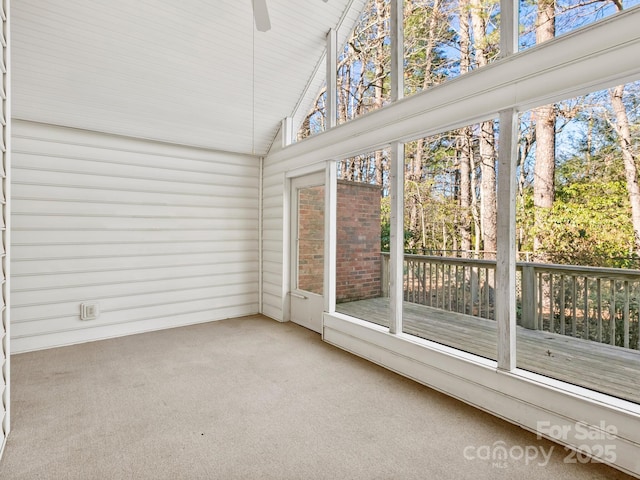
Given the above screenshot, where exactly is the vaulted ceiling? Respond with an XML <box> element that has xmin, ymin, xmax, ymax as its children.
<box><xmin>11</xmin><ymin>0</ymin><xmax>367</xmax><ymax>156</ymax></box>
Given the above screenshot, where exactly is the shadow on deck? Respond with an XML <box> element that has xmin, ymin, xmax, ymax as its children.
<box><xmin>336</xmin><ymin>296</ymin><xmax>640</xmax><ymax>405</ymax></box>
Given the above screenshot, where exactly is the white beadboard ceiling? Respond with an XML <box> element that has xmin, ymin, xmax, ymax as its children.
<box><xmin>11</xmin><ymin>0</ymin><xmax>366</xmax><ymax>156</ymax></box>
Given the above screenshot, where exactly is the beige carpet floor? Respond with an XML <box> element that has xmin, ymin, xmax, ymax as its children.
<box><xmin>0</xmin><ymin>315</ymin><xmax>634</xmax><ymax>480</ymax></box>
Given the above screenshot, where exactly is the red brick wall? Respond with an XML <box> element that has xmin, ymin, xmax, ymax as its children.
<box><xmin>296</xmin><ymin>180</ymin><xmax>382</xmax><ymax>301</ymax></box>
<box><xmin>297</xmin><ymin>185</ymin><xmax>324</xmax><ymax>295</ymax></box>
<box><xmin>336</xmin><ymin>180</ymin><xmax>382</xmax><ymax>303</ymax></box>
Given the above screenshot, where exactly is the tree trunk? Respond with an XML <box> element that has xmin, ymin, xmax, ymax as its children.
<box><xmin>458</xmin><ymin>0</ymin><xmax>472</xmax><ymax>258</ymax></box>
<box><xmin>337</xmin><ymin>60</ymin><xmax>349</xmax><ymax>125</ymax></box>
<box><xmin>611</xmin><ymin>85</ymin><xmax>640</xmax><ymax>256</ymax></box>
<box><xmin>373</xmin><ymin>0</ymin><xmax>386</xmax><ymax>186</ymax></box>
<box><xmin>374</xmin><ymin>0</ymin><xmax>386</xmax><ymax>110</ymax></box>
<box><xmin>607</xmin><ymin>2</ymin><xmax>640</xmax><ymax>257</ymax></box>
<box><xmin>532</xmin><ymin>0</ymin><xmax>556</xmax><ymax>257</ymax></box>
<box><xmin>479</xmin><ymin>121</ymin><xmax>497</xmax><ymax>258</ymax></box>
<box><xmin>458</xmin><ymin>130</ymin><xmax>473</xmax><ymax>255</ymax></box>
<box><xmin>470</xmin><ymin>0</ymin><xmax>497</xmax><ymax>259</ymax></box>
<box><xmin>407</xmin><ymin>142</ymin><xmax>423</xmax><ymax>252</ymax></box>
<box><xmin>422</xmin><ymin>0</ymin><xmax>441</xmax><ymax>89</ymax></box>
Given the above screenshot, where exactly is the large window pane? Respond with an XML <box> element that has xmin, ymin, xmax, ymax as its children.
<box><xmin>337</xmin><ymin>0</ymin><xmax>391</xmax><ymax>124</ymax></box>
<box><xmin>300</xmin><ymin>0</ymin><xmax>505</xmax><ymax>136</ymax></box>
<box><xmin>401</xmin><ymin>120</ymin><xmax>499</xmax><ymax>361</ymax></box>
<box><xmin>297</xmin><ymin>88</ymin><xmax>327</xmax><ymax>141</ymax></box>
<box><xmin>298</xmin><ymin>0</ymin><xmax>392</xmax><ymax>136</ymax></box>
<box><xmin>516</xmin><ymin>81</ymin><xmax>640</xmax><ymax>403</ymax></box>
<box><xmin>404</xmin><ymin>0</ymin><xmax>500</xmax><ymax>97</ymax></box>
<box><xmin>334</xmin><ymin>149</ymin><xmax>391</xmax><ymax>327</ymax></box>
<box><xmin>519</xmin><ymin>0</ymin><xmax>640</xmax><ymax>52</ymax></box>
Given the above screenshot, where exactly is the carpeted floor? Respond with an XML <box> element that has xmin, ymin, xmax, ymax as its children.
<box><xmin>0</xmin><ymin>315</ymin><xmax>634</xmax><ymax>479</ymax></box>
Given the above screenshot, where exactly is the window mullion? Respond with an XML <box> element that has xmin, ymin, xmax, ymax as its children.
<box><xmin>389</xmin><ymin>141</ymin><xmax>404</xmax><ymax>334</ymax></box>
<box><xmin>496</xmin><ymin>108</ymin><xmax>518</xmax><ymax>371</ymax></box>
<box><xmin>390</xmin><ymin>0</ymin><xmax>403</xmax><ymax>102</ymax></box>
<box><xmin>500</xmin><ymin>0</ymin><xmax>518</xmax><ymax>57</ymax></box>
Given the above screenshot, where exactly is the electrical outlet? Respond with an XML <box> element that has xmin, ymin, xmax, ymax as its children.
<box><xmin>80</xmin><ymin>303</ymin><xmax>99</xmax><ymax>321</ymax></box>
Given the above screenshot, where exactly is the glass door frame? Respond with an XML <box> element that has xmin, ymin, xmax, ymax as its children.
<box><xmin>283</xmin><ymin>161</ymin><xmax>337</xmax><ymax>333</ymax></box>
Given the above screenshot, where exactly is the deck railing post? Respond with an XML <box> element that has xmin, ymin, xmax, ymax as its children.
<box><xmin>521</xmin><ymin>265</ymin><xmax>537</xmax><ymax>329</ymax></box>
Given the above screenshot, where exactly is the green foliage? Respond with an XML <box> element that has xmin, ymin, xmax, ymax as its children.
<box><xmin>528</xmin><ymin>181</ymin><xmax>636</xmax><ymax>267</ymax></box>
<box><xmin>380</xmin><ymin>195</ymin><xmax>390</xmax><ymax>251</ymax></box>
<box><xmin>380</xmin><ymin>195</ymin><xmax>412</xmax><ymax>252</ymax></box>
<box><xmin>403</xmin><ymin>2</ymin><xmax>455</xmax><ymax>93</ymax></box>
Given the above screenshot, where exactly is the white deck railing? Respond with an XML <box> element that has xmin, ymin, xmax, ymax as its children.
<box><xmin>380</xmin><ymin>253</ymin><xmax>640</xmax><ymax>350</ymax></box>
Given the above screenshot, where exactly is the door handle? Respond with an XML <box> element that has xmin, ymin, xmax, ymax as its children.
<box><xmin>289</xmin><ymin>292</ymin><xmax>308</xmax><ymax>300</ymax></box>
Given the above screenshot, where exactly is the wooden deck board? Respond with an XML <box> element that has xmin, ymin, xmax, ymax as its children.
<box><xmin>336</xmin><ymin>297</ymin><xmax>640</xmax><ymax>404</ymax></box>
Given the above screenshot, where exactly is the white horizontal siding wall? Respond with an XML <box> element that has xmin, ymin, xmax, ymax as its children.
<box><xmin>11</xmin><ymin>120</ymin><xmax>259</xmax><ymax>352</ymax></box>
<box><xmin>261</xmin><ymin>165</ymin><xmax>286</xmax><ymax>321</ymax></box>
<box><xmin>1</xmin><ymin>0</ymin><xmax>9</xmax><ymax>456</ymax></box>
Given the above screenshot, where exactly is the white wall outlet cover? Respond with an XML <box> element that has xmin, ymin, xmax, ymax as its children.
<box><xmin>80</xmin><ymin>303</ymin><xmax>99</xmax><ymax>321</ymax></box>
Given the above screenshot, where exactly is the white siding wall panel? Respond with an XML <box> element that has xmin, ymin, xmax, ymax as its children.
<box><xmin>11</xmin><ymin>120</ymin><xmax>259</xmax><ymax>353</ymax></box>
<box><xmin>1</xmin><ymin>0</ymin><xmax>9</xmax><ymax>456</ymax></box>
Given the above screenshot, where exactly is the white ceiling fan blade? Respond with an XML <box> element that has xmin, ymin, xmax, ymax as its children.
<box><xmin>252</xmin><ymin>0</ymin><xmax>271</xmax><ymax>32</ymax></box>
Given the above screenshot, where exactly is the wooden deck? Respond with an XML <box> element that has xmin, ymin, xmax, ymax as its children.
<box><xmin>336</xmin><ymin>296</ymin><xmax>640</xmax><ymax>404</ymax></box>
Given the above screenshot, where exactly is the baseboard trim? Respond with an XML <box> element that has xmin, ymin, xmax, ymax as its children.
<box><xmin>0</xmin><ymin>434</ymin><xmax>7</xmax><ymax>464</ymax></box>
<box><xmin>12</xmin><ymin>307</ymin><xmax>259</xmax><ymax>354</ymax></box>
